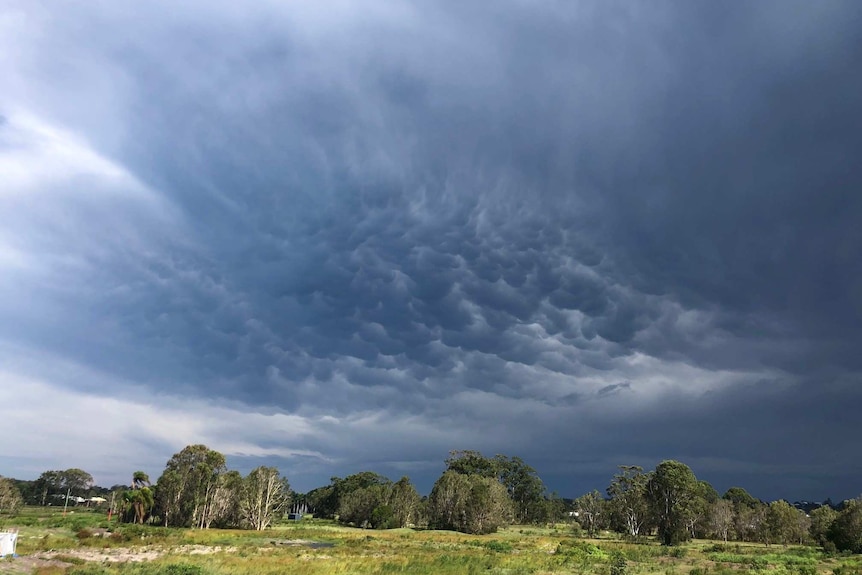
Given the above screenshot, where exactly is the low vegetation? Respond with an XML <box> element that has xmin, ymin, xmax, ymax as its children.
<box><xmin>2</xmin><ymin>447</ymin><xmax>862</xmax><ymax>575</ymax></box>
<box><xmin>2</xmin><ymin>506</ymin><xmax>862</xmax><ymax>575</ymax></box>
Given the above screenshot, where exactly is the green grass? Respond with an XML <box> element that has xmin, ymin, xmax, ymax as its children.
<box><xmin>2</xmin><ymin>508</ymin><xmax>860</xmax><ymax>575</ymax></box>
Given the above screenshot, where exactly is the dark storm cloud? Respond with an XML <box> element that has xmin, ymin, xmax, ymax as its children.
<box><xmin>1</xmin><ymin>0</ymin><xmax>860</xmax><ymax>498</ymax></box>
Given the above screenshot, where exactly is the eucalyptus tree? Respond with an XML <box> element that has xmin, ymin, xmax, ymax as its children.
<box><xmin>205</xmin><ymin>470</ymin><xmax>243</xmax><ymax>529</ymax></box>
<box><xmin>685</xmin><ymin>480</ymin><xmax>719</xmax><ymax>539</ymax></box>
<box><xmin>736</xmin><ymin>502</ymin><xmax>768</xmax><ymax>543</ymax></box>
<box><xmin>574</xmin><ymin>490</ymin><xmax>607</xmax><ymax>537</ymax></box>
<box><xmin>723</xmin><ymin>487</ymin><xmax>759</xmax><ymax>509</ymax></box>
<box><xmin>60</xmin><ymin>468</ymin><xmax>94</xmax><ymax>497</ymax></box>
<box><xmin>34</xmin><ymin>471</ymin><xmax>63</xmax><ymax>506</ymax></box>
<box><xmin>389</xmin><ymin>476</ymin><xmax>422</xmax><ymax>528</ymax></box>
<box><xmin>607</xmin><ymin>465</ymin><xmax>651</xmax><ymax>539</ymax></box>
<box><xmin>445</xmin><ymin>450</ymin><xmax>498</xmax><ymax>478</ymax></box>
<box><xmin>646</xmin><ymin>460</ymin><xmax>699</xmax><ymax>545</ymax></box>
<box><xmin>240</xmin><ymin>466</ymin><xmax>289</xmax><ymax>531</ymax></box>
<box><xmin>446</xmin><ymin>450</ymin><xmax>548</xmax><ymax>524</ymax></box>
<box><xmin>313</xmin><ymin>472</ymin><xmax>391</xmax><ymax>520</ymax></box>
<box><xmin>494</xmin><ymin>455</ymin><xmax>547</xmax><ymax>524</ymax></box>
<box><xmin>709</xmin><ymin>499</ymin><xmax>735</xmax><ymax>543</ymax></box>
<box><xmin>428</xmin><ymin>470</ymin><xmax>512</xmax><ymax>534</ymax></box>
<box><xmin>155</xmin><ymin>444</ymin><xmax>227</xmax><ymax>528</ymax></box>
<box><xmin>827</xmin><ymin>500</ymin><xmax>862</xmax><ymax>553</ymax></box>
<box><xmin>810</xmin><ymin>505</ymin><xmax>838</xmax><ymax>547</ymax></box>
<box><xmin>0</xmin><ymin>476</ymin><xmax>23</xmax><ymax>515</ymax></box>
<box><xmin>338</xmin><ymin>482</ymin><xmax>392</xmax><ymax>528</ymax></box>
<box><xmin>766</xmin><ymin>500</ymin><xmax>806</xmax><ymax>546</ymax></box>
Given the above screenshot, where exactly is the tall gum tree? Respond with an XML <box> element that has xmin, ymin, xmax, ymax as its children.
<box><xmin>240</xmin><ymin>466</ymin><xmax>289</xmax><ymax>531</ymax></box>
<box><xmin>607</xmin><ymin>465</ymin><xmax>651</xmax><ymax>539</ymax></box>
<box><xmin>647</xmin><ymin>460</ymin><xmax>699</xmax><ymax>546</ymax></box>
<box><xmin>155</xmin><ymin>445</ymin><xmax>226</xmax><ymax>528</ymax></box>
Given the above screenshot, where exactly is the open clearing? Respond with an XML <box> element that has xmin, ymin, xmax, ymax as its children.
<box><xmin>2</xmin><ymin>507</ymin><xmax>861</xmax><ymax>575</ymax></box>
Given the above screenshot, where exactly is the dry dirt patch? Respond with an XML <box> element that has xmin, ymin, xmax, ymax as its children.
<box><xmin>31</xmin><ymin>544</ymin><xmax>236</xmax><ymax>564</ymax></box>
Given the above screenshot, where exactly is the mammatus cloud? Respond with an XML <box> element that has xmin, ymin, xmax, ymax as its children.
<box><xmin>1</xmin><ymin>1</ymin><xmax>860</xmax><ymax>499</ymax></box>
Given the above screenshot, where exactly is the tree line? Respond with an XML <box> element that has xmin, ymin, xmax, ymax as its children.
<box><xmin>1</xmin><ymin>446</ymin><xmax>290</xmax><ymax>531</ymax></box>
<box><xmin>2</xmin><ymin>450</ymin><xmax>861</xmax><ymax>553</ymax></box>
<box><xmin>300</xmin><ymin>450</ymin><xmax>565</xmax><ymax>534</ymax></box>
<box><xmin>572</xmin><ymin>460</ymin><xmax>862</xmax><ymax>553</ymax></box>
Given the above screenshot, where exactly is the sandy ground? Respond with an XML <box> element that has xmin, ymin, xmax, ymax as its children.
<box><xmin>0</xmin><ymin>540</ymin><xmax>335</xmax><ymax>572</ymax></box>
<box><xmin>0</xmin><ymin>542</ymin><xmax>330</xmax><ymax>572</ymax></box>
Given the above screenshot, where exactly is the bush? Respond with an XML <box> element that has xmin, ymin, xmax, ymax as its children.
<box><xmin>160</xmin><ymin>565</ymin><xmax>206</xmax><ymax>575</ymax></box>
<box><xmin>828</xmin><ymin>503</ymin><xmax>862</xmax><ymax>554</ymax></box>
<box><xmin>67</xmin><ymin>567</ymin><xmax>111</xmax><ymax>575</ymax></box>
<box><xmin>371</xmin><ymin>505</ymin><xmax>395</xmax><ymax>529</ymax></box>
<box><xmin>485</xmin><ymin>541</ymin><xmax>513</xmax><ymax>553</ymax></box>
<box><xmin>557</xmin><ymin>540</ymin><xmax>607</xmax><ymax>560</ymax></box>
<box><xmin>833</xmin><ymin>566</ymin><xmax>862</xmax><ymax>575</ymax></box>
<box><xmin>610</xmin><ymin>550</ymin><xmax>627</xmax><ymax>575</ymax></box>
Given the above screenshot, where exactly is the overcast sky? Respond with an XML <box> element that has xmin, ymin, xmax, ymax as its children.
<box><xmin>1</xmin><ymin>1</ymin><xmax>861</xmax><ymax>501</ymax></box>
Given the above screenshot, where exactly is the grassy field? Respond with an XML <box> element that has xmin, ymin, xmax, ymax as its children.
<box><xmin>2</xmin><ymin>507</ymin><xmax>861</xmax><ymax>575</ymax></box>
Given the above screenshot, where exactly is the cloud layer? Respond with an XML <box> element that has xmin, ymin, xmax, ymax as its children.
<box><xmin>1</xmin><ymin>1</ymin><xmax>861</xmax><ymax>500</ymax></box>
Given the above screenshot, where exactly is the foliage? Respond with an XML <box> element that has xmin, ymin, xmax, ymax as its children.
<box><xmin>61</xmin><ymin>469</ymin><xmax>95</xmax><ymax>497</ymax></box>
<box><xmin>208</xmin><ymin>470</ymin><xmax>243</xmax><ymax>529</ymax></box>
<box><xmin>709</xmin><ymin>499</ymin><xmax>735</xmax><ymax>543</ymax></box>
<box><xmin>445</xmin><ymin>450</ymin><xmax>499</xmax><ymax>478</ymax></box>
<box><xmin>240</xmin><ymin>466</ymin><xmax>289</xmax><ymax>530</ymax></box>
<box><xmin>766</xmin><ymin>500</ymin><xmax>809</xmax><ymax>546</ymax></box>
<box><xmin>6</xmin><ymin>450</ymin><xmax>862</xmax><ymax>554</ymax></box>
<box><xmin>125</xmin><ymin>472</ymin><xmax>154</xmax><ymax>524</ymax></box>
<box><xmin>810</xmin><ymin>505</ymin><xmax>838</xmax><ymax>547</ymax></box>
<box><xmin>574</xmin><ymin>490</ymin><xmax>606</xmax><ymax>537</ymax></box>
<box><xmin>735</xmin><ymin>503</ymin><xmax>768</xmax><ymax>542</ymax></box>
<box><xmin>686</xmin><ymin>480</ymin><xmax>720</xmax><ymax>538</ymax></box>
<box><xmin>4</xmin><ymin>503</ymin><xmax>862</xmax><ymax>575</ymax></box>
<box><xmin>0</xmin><ymin>476</ymin><xmax>23</xmax><ymax>514</ymax></box>
<box><xmin>647</xmin><ymin>460</ymin><xmax>699</xmax><ymax>545</ymax></box>
<box><xmin>309</xmin><ymin>471</ymin><xmax>390</xmax><ymax>520</ymax></box>
<box><xmin>723</xmin><ymin>487</ymin><xmax>760</xmax><ymax>509</ymax></box>
<box><xmin>607</xmin><ymin>465</ymin><xmax>651</xmax><ymax>539</ymax></box>
<box><xmin>611</xmin><ymin>549</ymin><xmax>628</xmax><ymax>575</ymax></box>
<box><xmin>828</xmin><ymin>500</ymin><xmax>862</xmax><ymax>553</ymax></box>
<box><xmin>154</xmin><ymin>444</ymin><xmax>228</xmax><ymax>528</ymax></box>
<box><xmin>32</xmin><ymin>469</ymin><xmax>95</xmax><ymax>506</ymax></box>
<box><xmin>445</xmin><ymin>450</ymin><xmax>548</xmax><ymax>525</ymax></box>
<box><xmin>427</xmin><ymin>470</ymin><xmax>512</xmax><ymax>534</ymax></box>
<box><xmin>389</xmin><ymin>476</ymin><xmax>422</xmax><ymax>528</ymax></box>
<box><xmin>338</xmin><ymin>482</ymin><xmax>391</xmax><ymax>528</ymax></box>
<box><xmin>493</xmin><ymin>455</ymin><xmax>548</xmax><ymax>524</ymax></box>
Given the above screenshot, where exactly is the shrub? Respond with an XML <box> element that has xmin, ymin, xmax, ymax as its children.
<box><xmin>557</xmin><ymin>540</ymin><xmax>608</xmax><ymax>560</ymax></box>
<box><xmin>160</xmin><ymin>565</ymin><xmax>206</xmax><ymax>575</ymax></box>
<box><xmin>67</xmin><ymin>566</ymin><xmax>111</xmax><ymax>575</ymax></box>
<box><xmin>485</xmin><ymin>540</ymin><xmax>513</xmax><ymax>553</ymax></box>
<box><xmin>371</xmin><ymin>505</ymin><xmax>395</xmax><ymax>529</ymax></box>
<box><xmin>610</xmin><ymin>550</ymin><xmax>628</xmax><ymax>575</ymax></box>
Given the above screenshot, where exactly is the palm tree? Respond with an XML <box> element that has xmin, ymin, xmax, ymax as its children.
<box><xmin>126</xmin><ymin>471</ymin><xmax>153</xmax><ymax>524</ymax></box>
<box><xmin>132</xmin><ymin>471</ymin><xmax>150</xmax><ymax>490</ymax></box>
